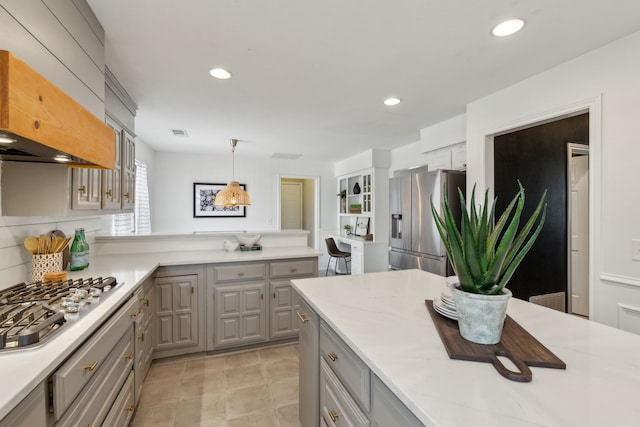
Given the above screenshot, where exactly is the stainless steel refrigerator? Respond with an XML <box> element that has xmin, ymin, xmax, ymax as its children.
<box><xmin>389</xmin><ymin>169</ymin><xmax>466</xmax><ymax>275</ymax></box>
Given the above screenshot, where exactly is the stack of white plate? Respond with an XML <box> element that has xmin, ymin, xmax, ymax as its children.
<box><xmin>433</xmin><ymin>290</ymin><xmax>457</xmax><ymax>320</ymax></box>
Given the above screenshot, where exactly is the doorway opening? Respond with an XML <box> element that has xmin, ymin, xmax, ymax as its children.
<box><xmin>492</xmin><ymin>112</ymin><xmax>590</xmax><ymax>314</ymax></box>
<box><xmin>278</xmin><ymin>175</ymin><xmax>320</xmax><ymax>251</ymax></box>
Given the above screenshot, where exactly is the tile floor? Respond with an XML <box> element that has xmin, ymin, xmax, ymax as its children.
<box><xmin>130</xmin><ymin>344</ymin><xmax>302</xmax><ymax>427</ymax></box>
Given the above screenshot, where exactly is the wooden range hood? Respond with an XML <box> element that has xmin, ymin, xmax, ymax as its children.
<box><xmin>0</xmin><ymin>50</ymin><xmax>114</xmax><ymax>169</ymax></box>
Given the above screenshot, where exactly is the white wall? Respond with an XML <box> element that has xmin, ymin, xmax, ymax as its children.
<box><xmin>465</xmin><ymin>31</ymin><xmax>640</xmax><ymax>329</ymax></box>
<box><xmin>152</xmin><ymin>151</ymin><xmax>337</xmax><ymax>238</ymax></box>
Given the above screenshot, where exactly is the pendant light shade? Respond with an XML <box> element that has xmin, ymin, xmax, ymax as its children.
<box><xmin>215</xmin><ymin>139</ymin><xmax>251</xmax><ymax>207</ymax></box>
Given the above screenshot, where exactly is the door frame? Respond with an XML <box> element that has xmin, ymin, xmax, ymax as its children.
<box><xmin>480</xmin><ymin>95</ymin><xmax>601</xmax><ymax>319</ymax></box>
<box><xmin>277</xmin><ymin>174</ymin><xmax>321</xmax><ymax>252</ymax></box>
<box><xmin>567</xmin><ymin>143</ymin><xmax>590</xmax><ymax>315</ymax></box>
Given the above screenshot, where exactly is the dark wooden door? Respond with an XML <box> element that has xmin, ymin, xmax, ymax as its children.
<box><xmin>493</xmin><ymin>113</ymin><xmax>589</xmax><ymax>305</ymax></box>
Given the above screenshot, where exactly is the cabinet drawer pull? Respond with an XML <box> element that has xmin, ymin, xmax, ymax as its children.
<box><xmin>124</xmin><ymin>192</ymin><xmax>131</xmax><ymax>201</ymax></box>
<box><xmin>139</xmin><ymin>333</ymin><xmax>145</xmax><ymax>342</ymax></box>
<box><xmin>78</xmin><ymin>185</ymin><xmax>86</xmax><ymax>195</ymax></box>
<box><xmin>126</xmin><ymin>405</ymin><xmax>135</xmax><ymax>412</ymax></box>
<box><xmin>105</xmin><ymin>189</ymin><xmax>112</xmax><ymax>198</ymax></box>
<box><xmin>290</xmin><ymin>268</ymin><xmax>297</xmax><ymax>273</ymax></box>
<box><xmin>130</xmin><ymin>312</ymin><xmax>138</xmax><ymax>318</ymax></box>
<box><xmin>237</xmin><ymin>272</ymin><xmax>245</xmax><ymax>277</ymax></box>
<box><xmin>83</xmin><ymin>361</ymin><xmax>98</xmax><ymax>371</ymax></box>
<box><xmin>329</xmin><ymin>410</ymin><xmax>340</xmax><ymax>422</ymax></box>
<box><xmin>273</xmin><ymin>292</ymin><xmax>276</xmax><ymax>299</ymax></box>
<box><xmin>328</xmin><ymin>352</ymin><xmax>338</xmax><ymax>362</ymax></box>
<box><xmin>124</xmin><ymin>353</ymin><xmax>133</xmax><ymax>360</ymax></box>
<box><xmin>140</xmin><ymin>297</ymin><xmax>149</xmax><ymax>306</ymax></box>
<box><xmin>296</xmin><ymin>311</ymin><xmax>310</xmax><ymax>324</ymax></box>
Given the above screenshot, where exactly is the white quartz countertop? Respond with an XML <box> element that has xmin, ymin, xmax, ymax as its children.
<box><xmin>291</xmin><ymin>269</ymin><xmax>640</xmax><ymax>427</ymax></box>
<box><xmin>0</xmin><ymin>246</ymin><xmax>319</xmax><ymax>420</ymax></box>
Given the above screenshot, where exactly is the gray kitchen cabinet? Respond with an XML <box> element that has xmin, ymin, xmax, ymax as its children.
<box><xmin>270</xmin><ymin>280</ymin><xmax>299</xmax><ymax>340</ymax></box>
<box><xmin>154</xmin><ymin>274</ymin><xmax>199</xmax><ymax>351</ymax></box>
<box><xmin>298</xmin><ymin>296</ymin><xmax>320</xmax><ymax>427</ymax></box>
<box><xmin>121</xmin><ymin>129</ymin><xmax>136</xmax><ymax>210</ymax></box>
<box><xmin>102</xmin><ymin>116</ymin><xmax>123</xmax><ymax>210</ymax></box>
<box><xmin>71</xmin><ymin>167</ymin><xmax>102</xmax><ymax>210</ymax></box>
<box><xmin>371</xmin><ymin>374</ymin><xmax>423</xmax><ymax>427</ymax></box>
<box><xmin>0</xmin><ymin>381</ymin><xmax>51</xmax><ymax>427</ymax></box>
<box><xmin>299</xmin><ymin>314</ymin><xmax>425</xmax><ymax>427</ymax></box>
<box><xmin>213</xmin><ymin>281</ymin><xmax>267</xmax><ymax>348</ymax></box>
<box><xmin>152</xmin><ymin>265</ymin><xmax>205</xmax><ymax>359</ymax></box>
<box><xmin>53</xmin><ymin>295</ymin><xmax>137</xmax><ymax>426</ymax></box>
<box><xmin>133</xmin><ymin>277</ymin><xmax>154</xmax><ymax>405</ymax></box>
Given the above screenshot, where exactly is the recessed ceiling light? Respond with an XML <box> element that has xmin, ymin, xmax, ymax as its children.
<box><xmin>210</xmin><ymin>68</ymin><xmax>231</xmax><ymax>79</ymax></box>
<box><xmin>53</xmin><ymin>154</ymin><xmax>71</xmax><ymax>163</ymax></box>
<box><xmin>384</xmin><ymin>97</ymin><xmax>401</xmax><ymax>106</ymax></box>
<box><xmin>0</xmin><ymin>136</ymin><xmax>16</xmax><ymax>144</ymax></box>
<box><xmin>492</xmin><ymin>18</ymin><xmax>525</xmax><ymax>37</ymax></box>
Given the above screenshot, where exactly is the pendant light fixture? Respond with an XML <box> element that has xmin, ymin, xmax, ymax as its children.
<box><xmin>214</xmin><ymin>139</ymin><xmax>251</xmax><ymax>207</ymax></box>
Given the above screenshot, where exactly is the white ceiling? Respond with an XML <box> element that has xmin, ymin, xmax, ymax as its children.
<box><xmin>87</xmin><ymin>0</ymin><xmax>640</xmax><ymax>163</ymax></box>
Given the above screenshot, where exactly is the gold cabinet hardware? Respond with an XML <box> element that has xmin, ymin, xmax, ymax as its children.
<box><xmin>139</xmin><ymin>333</ymin><xmax>145</xmax><ymax>342</ymax></box>
<box><xmin>296</xmin><ymin>311</ymin><xmax>310</xmax><ymax>324</ymax></box>
<box><xmin>130</xmin><ymin>312</ymin><xmax>138</xmax><ymax>318</ymax></box>
<box><xmin>328</xmin><ymin>352</ymin><xmax>338</xmax><ymax>362</ymax></box>
<box><xmin>329</xmin><ymin>410</ymin><xmax>340</xmax><ymax>422</ymax></box>
<box><xmin>237</xmin><ymin>272</ymin><xmax>245</xmax><ymax>277</ymax></box>
<box><xmin>273</xmin><ymin>292</ymin><xmax>276</xmax><ymax>299</ymax></box>
<box><xmin>261</xmin><ymin>293</ymin><xmax>264</xmax><ymax>300</ymax></box>
<box><xmin>126</xmin><ymin>405</ymin><xmax>134</xmax><ymax>412</ymax></box>
<box><xmin>83</xmin><ymin>361</ymin><xmax>98</xmax><ymax>371</ymax></box>
<box><xmin>78</xmin><ymin>185</ymin><xmax>86</xmax><ymax>195</ymax></box>
<box><xmin>290</xmin><ymin>268</ymin><xmax>297</xmax><ymax>273</ymax></box>
<box><xmin>124</xmin><ymin>192</ymin><xmax>130</xmax><ymax>201</ymax></box>
<box><xmin>87</xmin><ymin>424</ymin><xmax>92</xmax><ymax>427</ymax></box>
<box><xmin>105</xmin><ymin>189</ymin><xmax>112</xmax><ymax>198</ymax></box>
<box><xmin>191</xmin><ymin>287</ymin><xmax>194</xmax><ymax>294</ymax></box>
<box><xmin>124</xmin><ymin>353</ymin><xmax>133</xmax><ymax>360</ymax></box>
<box><xmin>139</xmin><ymin>297</ymin><xmax>149</xmax><ymax>306</ymax></box>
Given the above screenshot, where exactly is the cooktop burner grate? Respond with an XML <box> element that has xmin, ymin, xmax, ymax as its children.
<box><xmin>0</xmin><ymin>276</ymin><xmax>118</xmax><ymax>350</ymax></box>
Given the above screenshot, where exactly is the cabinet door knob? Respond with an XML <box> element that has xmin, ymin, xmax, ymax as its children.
<box><xmin>296</xmin><ymin>311</ymin><xmax>310</xmax><ymax>324</ymax></box>
<box><xmin>105</xmin><ymin>189</ymin><xmax>112</xmax><ymax>198</ymax></box>
<box><xmin>328</xmin><ymin>352</ymin><xmax>338</xmax><ymax>362</ymax></box>
<box><xmin>329</xmin><ymin>410</ymin><xmax>340</xmax><ymax>422</ymax></box>
<box><xmin>139</xmin><ymin>333</ymin><xmax>145</xmax><ymax>342</ymax></box>
<box><xmin>78</xmin><ymin>185</ymin><xmax>87</xmax><ymax>195</ymax></box>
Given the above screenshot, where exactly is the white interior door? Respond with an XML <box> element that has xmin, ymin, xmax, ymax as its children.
<box><xmin>281</xmin><ymin>182</ymin><xmax>303</xmax><ymax>229</ymax></box>
<box><xmin>570</xmin><ymin>154</ymin><xmax>589</xmax><ymax>316</ymax></box>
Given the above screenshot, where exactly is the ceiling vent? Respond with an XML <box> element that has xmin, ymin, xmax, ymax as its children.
<box><xmin>271</xmin><ymin>152</ymin><xmax>302</xmax><ymax>160</ymax></box>
<box><xmin>171</xmin><ymin>129</ymin><xmax>188</xmax><ymax>137</ymax></box>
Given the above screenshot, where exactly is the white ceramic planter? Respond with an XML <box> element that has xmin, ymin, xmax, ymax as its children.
<box><xmin>450</xmin><ymin>285</ymin><xmax>512</xmax><ymax>345</ymax></box>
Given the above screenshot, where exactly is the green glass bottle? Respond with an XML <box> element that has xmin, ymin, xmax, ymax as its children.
<box><xmin>80</xmin><ymin>228</ymin><xmax>90</xmax><ymax>269</ymax></box>
<box><xmin>69</xmin><ymin>229</ymin><xmax>84</xmax><ymax>271</ymax></box>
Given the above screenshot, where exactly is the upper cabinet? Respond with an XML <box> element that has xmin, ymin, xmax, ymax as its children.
<box><xmin>425</xmin><ymin>142</ymin><xmax>467</xmax><ymax>171</ymax></box>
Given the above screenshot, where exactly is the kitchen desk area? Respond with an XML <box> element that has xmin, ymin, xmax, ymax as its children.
<box><xmin>329</xmin><ymin>234</ymin><xmax>388</xmax><ymax>274</ymax></box>
<box><xmin>292</xmin><ymin>269</ymin><xmax>640</xmax><ymax>426</ymax></box>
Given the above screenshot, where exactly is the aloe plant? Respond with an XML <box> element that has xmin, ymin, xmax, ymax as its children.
<box><xmin>431</xmin><ymin>182</ymin><xmax>547</xmax><ymax>295</ymax></box>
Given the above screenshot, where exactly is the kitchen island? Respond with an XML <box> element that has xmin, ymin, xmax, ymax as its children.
<box><xmin>292</xmin><ymin>269</ymin><xmax>640</xmax><ymax>426</ymax></box>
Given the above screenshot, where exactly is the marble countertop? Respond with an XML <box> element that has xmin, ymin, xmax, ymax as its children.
<box><xmin>291</xmin><ymin>269</ymin><xmax>640</xmax><ymax>427</ymax></box>
<box><xmin>0</xmin><ymin>246</ymin><xmax>319</xmax><ymax>420</ymax></box>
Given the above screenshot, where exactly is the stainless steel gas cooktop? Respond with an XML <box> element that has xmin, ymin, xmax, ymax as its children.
<box><xmin>0</xmin><ymin>277</ymin><xmax>118</xmax><ymax>350</ymax></box>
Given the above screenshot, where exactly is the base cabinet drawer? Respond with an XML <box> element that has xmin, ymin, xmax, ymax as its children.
<box><xmin>320</xmin><ymin>321</ymin><xmax>370</xmax><ymax>412</ymax></box>
<box><xmin>53</xmin><ymin>296</ymin><xmax>136</xmax><ymax>419</ymax></box>
<box><xmin>270</xmin><ymin>259</ymin><xmax>317</xmax><ymax>278</ymax></box>
<box><xmin>320</xmin><ymin>359</ymin><xmax>369</xmax><ymax>427</ymax></box>
<box><xmin>55</xmin><ymin>327</ymin><xmax>134</xmax><ymax>426</ymax></box>
<box><xmin>102</xmin><ymin>370</ymin><xmax>135</xmax><ymax>427</ymax></box>
<box><xmin>0</xmin><ymin>381</ymin><xmax>51</xmax><ymax>427</ymax></box>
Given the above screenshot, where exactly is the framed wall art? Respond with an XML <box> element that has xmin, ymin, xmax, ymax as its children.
<box><xmin>355</xmin><ymin>216</ymin><xmax>370</xmax><ymax>236</ymax></box>
<box><xmin>193</xmin><ymin>182</ymin><xmax>247</xmax><ymax>218</ymax></box>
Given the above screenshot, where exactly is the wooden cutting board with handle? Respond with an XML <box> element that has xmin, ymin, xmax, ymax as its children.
<box><xmin>426</xmin><ymin>300</ymin><xmax>566</xmax><ymax>382</ymax></box>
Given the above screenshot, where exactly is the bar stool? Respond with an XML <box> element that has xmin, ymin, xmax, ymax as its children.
<box><xmin>325</xmin><ymin>237</ymin><xmax>351</xmax><ymax>276</ymax></box>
